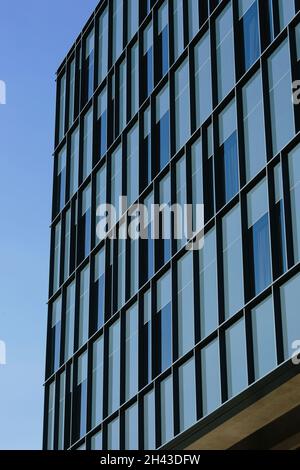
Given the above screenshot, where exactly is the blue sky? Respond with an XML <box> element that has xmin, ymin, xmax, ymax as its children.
<box><xmin>0</xmin><ymin>0</ymin><xmax>99</xmax><ymax>450</ymax></box>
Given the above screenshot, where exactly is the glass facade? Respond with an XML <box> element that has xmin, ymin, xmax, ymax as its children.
<box><xmin>46</xmin><ymin>0</ymin><xmax>300</xmax><ymax>451</ymax></box>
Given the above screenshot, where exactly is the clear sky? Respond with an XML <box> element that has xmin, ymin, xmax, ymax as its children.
<box><xmin>0</xmin><ymin>0</ymin><xmax>99</xmax><ymax>450</ymax></box>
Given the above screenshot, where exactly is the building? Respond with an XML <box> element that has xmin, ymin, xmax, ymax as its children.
<box><xmin>44</xmin><ymin>0</ymin><xmax>300</xmax><ymax>450</ymax></box>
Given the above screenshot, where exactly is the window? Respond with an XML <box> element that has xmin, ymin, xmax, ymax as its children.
<box><xmin>194</xmin><ymin>32</ymin><xmax>212</xmax><ymax>128</ymax></box>
<box><xmin>272</xmin><ymin>163</ymin><xmax>287</xmax><ymax>278</ymax></box>
<box><xmin>82</xmin><ymin>108</ymin><xmax>93</xmax><ymax>180</ymax></box>
<box><xmin>191</xmin><ymin>138</ymin><xmax>203</xmax><ymax>232</ymax></box>
<box><xmin>58</xmin><ymin>73</ymin><xmax>66</xmax><ymax>142</ymax></box>
<box><xmin>58</xmin><ymin>371</ymin><xmax>66</xmax><ymax>450</ymax></box>
<box><xmin>112</xmin><ymin>0</ymin><xmax>123</xmax><ymax>63</ymax></box>
<box><xmin>98</xmin><ymin>7</ymin><xmax>109</xmax><ymax>84</ymax></box>
<box><xmin>95</xmin><ymin>164</ymin><xmax>107</xmax><ymax>244</ymax></box>
<box><xmin>78</xmin><ymin>265</ymin><xmax>90</xmax><ymax>348</ymax></box>
<box><xmin>268</xmin><ymin>39</ymin><xmax>294</xmax><ymax>156</ymax></box>
<box><xmin>49</xmin><ymin>296</ymin><xmax>62</xmax><ymax>374</ymax></box>
<box><xmin>127</xmin><ymin>0</ymin><xmax>139</xmax><ymax>42</ymax></box>
<box><xmin>238</xmin><ymin>0</ymin><xmax>260</xmax><ymax>73</ymax></box>
<box><xmin>91</xmin><ymin>336</ymin><xmax>104</xmax><ymax>428</ymax></box>
<box><xmin>156</xmin><ymin>84</ymin><xmax>170</xmax><ymax>171</ymax></box>
<box><xmin>175</xmin><ymin>155</ymin><xmax>187</xmax><ymax>250</ymax></box>
<box><xmin>56</xmin><ymin>146</ymin><xmax>66</xmax><ymax>214</ymax></box>
<box><xmin>111</xmin><ymin>144</ymin><xmax>123</xmax><ymax>221</ymax></box>
<box><xmin>160</xmin><ymin>375</ymin><xmax>174</xmax><ymax>445</ymax></box>
<box><xmin>130</xmin><ymin>43</ymin><xmax>139</xmax><ymax>118</ymax></box>
<box><xmin>63</xmin><ymin>209</ymin><xmax>71</xmax><ymax>281</ymax></box>
<box><xmin>247</xmin><ymin>179</ymin><xmax>271</xmax><ymax>297</ymax></box>
<box><xmin>143</xmin><ymin>192</ymin><xmax>155</xmax><ymax>282</ymax></box>
<box><xmin>108</xmin><ymin>319</ymin><xmax>120</xmax><ymax>415</ymax></box>
<box><xmin>127</xmin><ymin>123</ymin><xmax>139</xmax><ymax>206</ymax></box>
<box><xmin>142</xmin><ymin>106</ymin><xmax>152</xmax><ymax>189</ymax></box>
<box><xmin>178</xmin><ymin>357</ymin><xmax>196</xmax><ymax>432</ymax></box>
<box><xmin>68</xmin><ymin>58</ymin><xmax>75</xmax><ymax>128</ymax></box>
<box><xmin>70</xmin><ymin>127</ymin><xmax>79</xmax><ymax>197</ymax></box>
<box><xmin>201</xmin><ymin>338</ymin><xmax>221</xmax><ymax>415</ymax></box>
<box><xmin>107</xmin><ymin>417</ymin><xmax>120</xmax><ymax>450</ymax></box>
<box><xmin>73</xmin><ymin>352</ymin><xmax>88</xmax><ymax>441</ymax></box>
<box><xmin>280</xmin><ymin>272</ymin><xmax>300</xmax><ymax>360</ymax></box>
<box><xmin>93</xmin><ymin>247</ymin><xmax>105</xmax><ymax>332</ymax></box>
<box><xmin>278</xmin><ymin>0</ymin><xmax>295</xmax><ymax>31</ymax></box>
<box><xmin>155</xmin><ymin>270</ymin><xmax>172</xmax><ymax>375</ymax></box>
<box><xmin>141</xmin><ymin>290</ymin><xmax>152</xmax><ymax>387</ymax></box>
<box><xmin>65</xmin><ymin>281</ymin><xmax>75</xmax><ymax>361</ymax></box>
<box><xmin>177</xmin><ymin>252</ymin><xmax>195</xmax><ymax>357</ymax></box>
<box><xmin>218</xmin><ymin>99</ymin><xmax>239</xmax><ymax>206</ymax></box>
<box><xmin>288</xmin><ymin>145</ymin><xmax>300</xmax><ymax>263</ymax></box>
<box><xmin>158</xmin><ymin>1</ymin><xmax>169</xmax><ymax>79</ymax></box>
<box><xmin>222</xmin><ymin>204</ymin><xmax>244</xmax><ymax>319</ymax></box>
<box><xmin>118</xmin><ymin>59</ymin><xmax>127</xmax><ymax>134</ymax></box>
<box><xmin>173</xmin><ymin>0</ymin><xmax>184</xmax><ymax>61</ymax></box>
<box><xmin>143</xmin><ymin>23</ymin><xmax>154</xmax><ymax>100</ymax></box>
<box><xmin>91</xmin><ymin>431</ymin><xmax>102</xmax><ymax>450</ymax></box>
<box><xmin>216</xmin><ymin>3</ymin><xmax>235</xmax><ymax>102</ymax></box>
<box><xmin>143</xmin><ymin>389</ymin><xmax>156</xmax><ymax>450</ymax></box>
<box><xmin>125</xmin><ymin>302</ymin><xmax>139</xmax><ymax>401</ymax></box>
<box><xmin>175</xmin><ymin>58</ymin><xmax>190</xmax><ymax>152</ymax></box>
<box><xmin>130</xmin><ymin>236</ymin><xmax>139</xmax><ymax>297</ymax></box>
<box><xmin>159</xmin><ymin>173</ymin><xmax>171</xmax><ymax>266</ymax></box>
<box><xmin>204</xmin><ymin>124</ymin><xmax>215</xmax><ymax>221</ymax></box>
<box><xmin>243</xmin><ymin>70</ymin><xmax>266</xmax><ymax>181</ymax></box>
<box><xmin>97</xmin><ymin>87</ymin><xmax>107</xmax><ymax>159</ymax></box>
<box><xmin>252</xmin><ymin>296</ymin><xmax>277</xmax><ymax>380</ymax></box>
<box><xmin>125</xmin><ymin>403</ymin><xmax>139</xmax><ymax>450</ymax></box>
<box><xmin>83</xmin><ymin>30</ymin><xmax>94</xmax><ymax>102</ymax></box>
<box><xmin>118</xmin><ymin>224</ymin><xmax>126</xmax><ymax>309</ymax></box>
<box><xmin>79</xmin><ymin>184</ymin><xmax>91</xmax><ymax>262</ymax></box>
<box><xmin>199</xmin><ymin>227</ymin><xmax>218</xmax><ymax>338</ymax></box>
<box><xmin>53</xmin><ymin>222</ymin><xmax>61</xmax><ymax>293</ymax></box>
<box><xmin>188</xmin><ymin>0</ymin><xmax>200</xmax><ymax>40</ymax></box>
<box><xmin>47</xmin><ymin>382</ymin><xmax>55</xmax><ymax>449</ymax></box>
<box><xmin>226</xmin><ymin>318</ymin><xmax>248</xmax><ymax>398</ymax></box>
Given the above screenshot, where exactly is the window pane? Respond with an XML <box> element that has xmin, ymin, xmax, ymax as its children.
<box><xmin>119</xmin><ymin>59</ymin><xmax>127</xmax><ymax>133</ymax></box>
<box><xmin>243</xmin><ymin>70</ymin><xmax>266</xmax><ymax>181</ymax></box>
<box><xmin>226</xmin><ymin>318</ymin><xmax>248</xmax><ymax>398</ymax></box>
<box><xmin>156</xmin><ymin>270</ymin><xmax>172</xmax><ymax>374</ymax></box>
<box><xmin>178</xmin><ymin>357</ymin><xmax>196</xmax><ymax>432</ymax></box>
<box><xmin>83</xmin><ymin>108</ymin><xmax>93</xmax><ymax>180</ymax></box>
<box><xmin>194</xmin><ymin>32</ymin><xmax>212</xmax><ymax>127</ymax></box>
<box><xmin>111</xmin><ymin>144</ymin><xmax>123</xmax><ymax>220</ymax></box>
<box><xmin>50</xmin><ymin>296</ymin><xmax>62</xmax><ymax>373</ymax></box>
<box><xmin>131</xmin><ymin>43</ymin><xmax>139</xmax><ymax>117</ymax></box>
<box><xmin>47</xmin><ymin>382</ymin><xmax>55</xmax><ymax>449</ymax></box>
<box><xmin>160</xmin><ymin>375</ymin><xmax>174</xmax><ymax>445</ymax></box>
<box><xmin>58</xmin><ymin>371</ymin><xmax>66</xmax><ymax>450</ymax></box>
<box><xmin>144</xmin><ymin>389</ymin><xmax>156</xmax><ymax>450</ymax></box>
<box><xmin>97</xmin><ymin>88</ymin><xmax>107</xmax><ymax>158</ymax></box>
<box><xmin>58</xmin><ymin>73</ymin><xmax>66</xmax><ymax>142</ymax></box>
<box><xmin>108</xmin><ymin>319</ymin><xmax>120</xmax><ymax>414</ymax></box>
<box><xmin>288</xmin><ymin>144</ymin><xmax>300</xmax><ymax>262</ymax></box>
<box><xmin>188</xmin><ymin>0</ymin><xmax>200</xmax><ymax>40</ymax></box>
<box><xmin>268</xmin><ymin>39</ymin><xmax>294</xmax><ymax>156</ymax></box>
<box><xmin>247</xmin><ymin>178</ymin><xmax>271</xmax><ymax>296</ymax></box>
<box><xmin>128</xmin><ymin>0</ymin><xmax>139</xmax><ymax>41</ymax></box>
<box><xmin>251</xmin><ymin>296</ymin><xmax>277</xmax><ymax>380</ymax></box>
<box><xmin>53</xmin><ymin>222</ymin><xmax>61</xmax><ymax>293</ymax></box>
<box><xmin>278</xmin><ymin>0</ymin><xmax>295</xmax><ymax>30</ymax></box>
<box><xmin>70</xmin><ymin>127</ymin><xmax>79</xmax><ymax>197</ymax></box>
<box><xmin>107</xmin><ymin>417</ymin><xmax>119</xmax><ymax>450</ymax></box>
<box><xmin>201</xmin><ymin>339</ymin><xmax>221</xmax><ymax>415</ymax></box>
<box><xmin>222</xmin><ymin>204</ymin><xmax>244</xmax><ymax>318</ymax></box>
<box><xmin>91</xmin><ymin>336</ymin><xmax>104</xmax><ymax>428</ymax></box>
<box><xmin>98</xmin><ymin>7</ymin><xmax>109</xmax><ymax>84</ymax></box>
<box><xmin>280</xmin><ymin>272</ymin><xmax>300</xmax><ymax>359</ymax></box>
<box><xmin>112</xmin><ymin>0</ymin><xmax>123</xmax><ymax>62</ymax></box>
<box><xmin>65</xmin><ymin>281</ymin><xmax>75</xmax><ymax>361</ymax></box>
<box><xmin>125</xmin><ymin>403</ymin><xmax>138</xmax><ymax>450</ymax></box>
<box><xmin>156</xmin><ymin>84</ymin><xmax>170</xmax><ymax>170</ymax></box>
<box><xmin>199</xmin><ymin>227</ymin><xmax>218</xmax><ymax>338</ymax></box>
<box><xmin>239</xmin><ymin>0</ymin><xmax>260</xmax><ymax>72</ymax></box>
<box><xmin>173</xmin><ymin>0</ymin><xmax>184</xmax><ymax>60</ymax></box>
<box><xmin>68</xmin><ymin>59</ymin><xmax>75</xmax><ymax>127</ymax></box>
<box><xmin>177</xmin><ymin>252</ymin><xmax>195</xmax><ymax>357</ymax></box>
<box><xmin>79</xmin><ymin>265</ymin><xmax>90</xmax><ymax>348</ymax></box>
<box><xmin>125</xmin><ymin>302</ymin><xmax>139</xmax><ymax>401</ymax></box>
<box><xmin>91</xmin><ymin>431</ymin><xmax>102</xmax><ymax>450</ymax></box>
<box><xmin>175</xmin><ymin>58</ymin><xmax>190</xmax><ymax>151</ymax></box>
<box><xmin>127</xmin><ymin>123</ymin><xmax>139</xmax><ymax>206</ymax></box>
<box><xmin>216</xmin><ymin>3</ymin><xmax>235</xmax><ymax>102</ymax></box>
